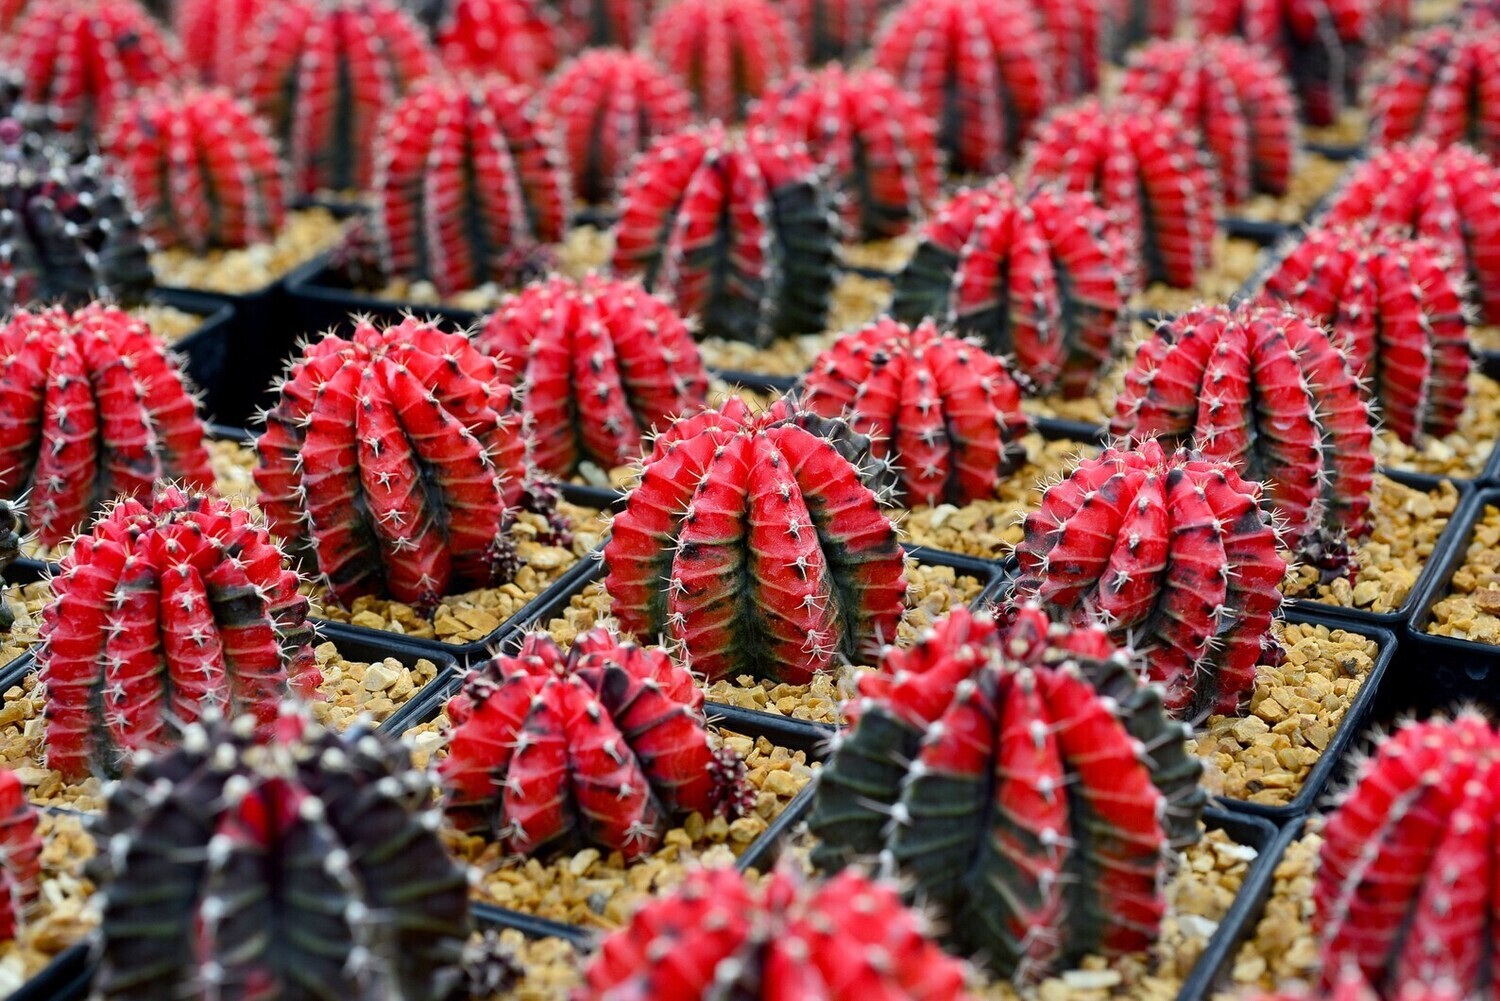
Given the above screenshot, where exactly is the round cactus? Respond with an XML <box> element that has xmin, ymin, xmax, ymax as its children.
<box><xmin>92</xmin><ymin>708</ymin><xmax>470</xmax><ymax>1001</ymax></box>
<box><xmin>872</xmin><ymin>0</ymin><xmax>1053</xmax><ymax>177</ymax></box>
<box><xmin>603</xmin><ymin>396</ymin><xmax>907</xmax><ymax>684</ymax></box>
<box><xmin>580</xmin><ymin>866</ymin><xmax>972</xmax><ymax>999</ymax></box>
<box><xmin>243</xmin><ymin>0</ymin><xmax>435</xmax><ymax>197</ymax></box>
<box><xmin>779</xmin><ymin>0</ymin><xmax>890</xmax><ymax>63</ymax></box>
<box><xmin>747</xmin><ymin>64</ymin><xmax>942</xmax><ymax>242</ymax></box>
<box><xmin>1321</xmin><ymin>141</ymin><xmax>1500</xmax><ymax>325</ymax></box>
<box><xmin>611</xmin><ymin>123</ymin><xmax>838</xmax><ymax>347</ymax></box>
<box><xmin>799</xmin><ymin>317</ymin><xmax>1030</xmax><ymax>506</ymax></box>
<box><xmin>0</xmin><ymin>305</ymin><xmax>213</xmax><ymax>548</ymax></box>
<box><xmin>440</xmin><ymin>627</ymin><xmax>752</xmax><ymax>861</ymax></box>
<box><xmin>1120</xmin><ymin>37</ymin><xmax>1297</xmax><ymax>205</ymax></box>
<box><xmin>1372</xmin><ymin>24</ymin><xmax>1500</xmax><ymax>161</ymax></box>
<box><xmin>102</xmin><ymin>87</ymin><xmax>287</xmax><ymax>254</ymax></box>
<box><xmin>647</xmin><ymin>0</ymin><xmax>797</xmax><ymax>123</ymax></box>
<box><xmin>807</xmin><ymin>604</ymin><xmax>1206</xmax><ymax>980</ymax></box>
<box><xmin>38</xmin><ymin>487</ymin><xmax>320</xmax><ymax>782</ymax></box>
<box><xmin>1027</xmin><ymin>99</ymin><xmax>1219</xmax><ymax>291</ymax></box>
<box><xmin>890</xmin><ymin>176</ymin><xmax>1132</xmax><ymax>398</ymax></box>
<box><xmin>540</xmin><ymin>49</ymin><xmax>692</xmax><ymax>207</ymax></box>
<box><xmin>1110</xmin><ymin>304</ymin><xmax>1376</xmax><ymax>578</ymax></box>
<box><xmin>372</xmin><ymin>77</ymin><xmax>567</xmax><ymax>299</ymax></box>
<box><xmin>1015</xmin><ymin>440</ymin><xmax>1287</xmax><ymax>720</ymax></box>
<box><xmin>474</xmin><ymin>275</ymin><xmax>710</xmax><ymax>476</ymax></box>
<box><xmin>254</xmin><ymin>316</ymin><xmax>532</xmax><ymax>611</ymax></box>
<box><xmin>1259</xmin><ymin>225</ymin><xmax>1470</xmax><ymax>446</ymax></box>
<box><xmin>0</xmin><ymin>769</ymin><xmax>40</xmax><ymax>943</ymax></box>
<box><xmin>427</xmin><ymin>0</ymin><xmax>560</xmax><ymax>84</ymax></box>
<box><xmin>5</xmin><ymin>0</ymin><xmax>182</xmax><ymax>141</ymax></box>
<box><xmin>174</xmin><ymin>0</ymin><xmax>272</xmax><ymax>86</ymax></box>
<box><xmin>547</xmin><ymin>0</ymin><xmax>656</xmax><ymax>48</ymax></box>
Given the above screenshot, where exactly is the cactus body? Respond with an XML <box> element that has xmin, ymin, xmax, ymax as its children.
<box><xmin>799</xmin><ymin>318</ymin><xmax>1030</xmax><ymax>506</ymax></box>
<box><xmin>373</xmin><ymin>77</ymin><xmax>567</xmax><ymax>299</ymax></box>
<box><xmin>430</xmin><ymin>0</ymin><xmax>560</xmax><ymax>84</ymax></box>
<box><xmin>440</xmin><ymin>627</ymin><xmax>751</xmax><ymax>861</ymax></box>
<box><xmin>603</xmin><ymin>397</ymin><xmax>907</xmax><ymax>683</ymax></box>
<box><xmin>1259</xmin><ymin>225</ymin><xmax>1470</xmax><ymax>445</ymax></box>
<box><xmin>254</xmin><ymin>317</ymin><xmax>531</xmax><ymax>611</ymax></box>
<box><xmin>747</xmin><ymin>65</ymin><xmax>941</xmax><ymax>242</ymax></box>
<box><xmin>648</xmin><ymin>0</ymin><xmax>797</xmax><ymax>123</ymax></box>
<box><xmin>0</xmin><ymin>770</ymin><xmax>40</xmax><ymax>942</ymax></box>
<box><xmin>175</xmin><ymin>0</ymin><xmax>271</xmax><ymax>86</ymax></box>
<box><xmin>611</xmin><ymin>124</ymin><xmax>837</xmax><ymax>347</ymax></box>
<box><xmin>1371</xmin><ymin>24</ymin><xmax>1500</xmax><ymax>159</ymax></box>
<box><xmin>891</xmin><ymin>176</ymin><xmax>1131</xmax><ymax>397</ymax></box>
<box><xmin>807</xmin><ymin>605</ymin><xmax>1206</xmax><ymax>979</ymax></box>
<box><xmin>1027</xmin><ymin>99</ymin><xmax>1219</xmax><ymax>290</ymax></box>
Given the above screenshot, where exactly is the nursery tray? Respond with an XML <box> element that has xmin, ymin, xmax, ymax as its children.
<box><xmin>282</xmin><ymin>264</ymin><xmax>485</xmax><ymax>339</ymax></box>
<box><xmin>7</xmin><ymin>941</ymin><xmax>92</xmax><ymax>1001</ymax></box>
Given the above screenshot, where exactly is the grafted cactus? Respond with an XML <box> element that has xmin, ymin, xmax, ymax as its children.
<box><xmin>603</xmin><ymin>397</ymin><xmax>907</xmax><ymax>684</ymax></box>
<box><xmin>647</xmin><ymin>0</ymin><xmax>797</xmax><ymax>122</ymax></box>
<box><xmin>807</xmin><ymin>605</ymin><xmax>1206</xmax><ymax>980</ymax></box>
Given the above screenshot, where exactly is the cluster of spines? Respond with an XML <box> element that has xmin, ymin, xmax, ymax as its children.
<box><xmin>440</xmin><ymin>627</ymin><xmax>751</xmax><ymax>861</ymax></box>
<box><xmin>891</xmin><ymin>176</ymin><xmax>1132</xmax><ymax>397</ymax></box>
<box><xmin>0</xmin><ymin>769</ymin><xmax>40</xmax><ymax>943</ymax></box>
<box><xmin>603</xmin><ymin>396</ymin><xmax>908</xmax><ymax>684</ymax></box>
<box><xmin>647</xmin><ymin>0</ymin><xmax>797</xmax><ymax>123</ymax></box>
<box><xmin>807</xmin><ymin>604</ymin><xmax>1206</xmax><ymax>980</ymax></box>
<box><xmin>1370</xmin><ymin>22</ymin><xmax>1500</xmax><ymax>159</ymax></box>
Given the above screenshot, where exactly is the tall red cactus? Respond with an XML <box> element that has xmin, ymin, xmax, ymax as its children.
<box><xmin>0</xmin><ymin>769</ymin><xmax>40</xmax><ymax>942</ymax></box>
<box><xmin>175</xmin><ymin>0</ymin><xmax>271</xmax><ymax>86</ymax></box>
<box><xmin>648</xmin><ymin>0</ymin><xmax>797</xmax><ymax>122</ymax></box>
<box><xmin>1371</xmin><ymin>24</ymin><xmax>1500</xmax><ymax>161</ymax></box>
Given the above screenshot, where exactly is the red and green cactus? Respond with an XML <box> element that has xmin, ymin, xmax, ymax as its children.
<box><xmin>1121</xmin><ymin>37</ymin><xmax>1296</xmax><ymax>205</ymax></box>
<box><xmin>603</xmin><ymin>396</ymin><xmax>907</xmax><ymax>684</ymax></box>
<box><xmin>647</xmin><ymin>0</ymin><xmax>797</xmax><ymax>123</ymax></box>
<box><xmin>440</xmin><ymin>627</ymin><xmax>752</xmax><ymax>861</ymax></box>
<box><xmin>5</xmin><ymin>0</ymin><xmax>181</xmax><ymax>142</ymax></box>
<box><xmin>0</xmin><ymin>769</ymin><xmax>40</xmax><ymax>942</ymax></box>
<box><xmin>1259</xmin><ymin>224</ymin><xmax>1470</xmax><ymax>446</ymax></box>
<box><xmin>92</xmin><ymin>708</ymin><xmax>471</xmax><ymax>1001</ymax></box>
<box><xmin>891</xmin><ymin>176</ymin><xmax>1132</xmax><ymax>398</ymax></box>
<box><xmin>580</xmin><ymin>866</ymin><xmax>973</xmax><ymax>999</ymax></box>
<box><xmin>1027</xmin><ymin>99</ymin><xmax>1220</xmax><ymax>290</ymax></box>
<box><xmin>255</xmin><ymin>316</ymin><xmax>537</xmax><ymax>611</ymax></box>
<box><xmin>1312</xmin><ymin>713</ymin><xmax>1500</xmax><ymax>999</ymax></box>
<box><xmin>1015</xmin><ymin>440</ymin><xmax>1286</xmax><ymax>720</ymax></box>
<box><xmin>427</xmin><ymin>0</ymin><xmax>560</xmax><ymax>85</ymax></box>
<box><xmin>37</xmin><ymin>487</ymin><xmax>320</xmax><ymax>782</ymax></box>
<box><xmin>103</xmin><ymin>87</ymin><xmax>287</xmax><ymax>254</ymax></box>
<box><xmin>611</xmin><ymin>123</ymin><xmax>837</xmax><ymax>347</ymax></box>
<box><xmin>872</xmin><ymin>0</ymin><xmax>1053</xmax><ymax>177</ymax></box>
<box><xmin>807</xmin><ymin>604</ymin><xmax>1206</xmax><ymax>980</ymax></box>
<box><xmin>0</xmin><ymin>305</ymin><xmax>213</xmax><ymax>548</ymax></box>
<box><xmin>799</xmin><ymin>318</ymin><xmax>1031</xmax><ymax>506</ymax></box>
<box><xmin>373</xmin><ymin>77</ymin><xmax>567</xmax><ymax>299</ymax></box>
<box><xmin>779</xmin><ymin>0</ymin><xmax>890</xmax><ymax>63</ymax></box>
<box><xmin>174</xmin><ymin>0</ymin><xmax>271</xmax><ymax>87</ymax></box>
<box><xmin>243</xmin><ymin>0</ymin><xmax>434</xmax><ymax>197</ymax></box>
<box><xmin>747</xmin><ymin>64</ymin><xmax>942</xmax><ymax>242</ymax></box>
<box><xmin>1111</xmin><ymin>304</ymin><xmax>1375</xmax><ymax>580</ymax></box>
<box><xmin>1371</xmin><ymin>23</ymin><xmax>1500</xmax><ymax>159</ymax></box>
<box><xmin>1322</xmin><ymin>142</ymin><xmax>1500</xmax><ymax>325</ymax></box>
<box><xmin>540</xmin><ymin>49</ymin><xmax>693</xmax><ymax>207</ymax></box>
<box><xmin>476</xmin><ymin>275</ymin><xmax>709</xmax><ymax>477</ymax></box>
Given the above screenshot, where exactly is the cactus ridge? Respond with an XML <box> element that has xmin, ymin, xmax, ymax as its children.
<box><xmin>1371</xmin><ymin>23</ymin><xmax>1500</xmax><ymax>159</ymax></box>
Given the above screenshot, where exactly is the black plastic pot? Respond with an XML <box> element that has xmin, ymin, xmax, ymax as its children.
<box><xmin>282</xmin><ymin>263</ymin><xmax>485</xmax><ymax>341</ymax></box>
<box><xmin>151</xmin><ymin>296</ymin><xmax>238</xmax><ymax>426</ymax></box>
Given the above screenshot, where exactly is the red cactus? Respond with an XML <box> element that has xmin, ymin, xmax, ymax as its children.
<box><xmin>1259</xmin><ymin>225</ymin><xmax>1470</xmax><ymax>446</ymax></box>
<box><xmin>0</xmin><ymin>305</ymin><xmax>212</xmax><ymax>548</ymax></box>
<box><xmin>1032</xmin><ymin>0</ymin><xmax>1107</xmax><ymax>98</ymax></box>
<box><xmin>175</xmin><ymin>0</ymin><xmax>271</xmax><ymax>86</ymax></box>
<box><xmin>799</xmin><ymin>318</ymin><xmax>1030</xmax><ymax>506</ymax></box>
<box><xmin>38</xmin><ymin>487</ymin><xmax>320</xmax><ymax>782</ymax></box>
<box><xmin>1312</xmin><ymin>713</ymin><xmax>1500</xmax><ymax>999</ymax></box>
<box><xmin>747</xmin><ymin>65</ymin><xmax>942</xmax><ymax>241</ymax></box>
<box><xmin>1111</xmin><ymin>304</ymin><xmax>1375</xmax><ymax>577</ymax></box>
<box><xmin>1121</xmin><ymin>37</ymin><xmax>1296</xmax><ymax>205</ymax></box>
<box><xmin>475</xmin><ymin>275</ymin><xmax>710</xmax><ymax>476</ymax></box>
<box><xmin>779</xmin><ymin>0</ymin><xmax>890</xmax><ymax>63</ymax></box>
<box><xmin>1322</xmin><ymin>141</ymin><xmax>1500</xmax><ymax>325</ymax></box>
<box><xmin>890</xmin><ymin>176</ymin><xmax>1132</xmax><ymax>398</ymax></box>
<box><xmin>440</xmin><ymin>627</ymin><xmax>751</xmax><ymax>861</ymax></box>
<box><xmin>254</xmin><ymin>316</ymin><xmax>530</xmax><ymax>610</ymax></box>
<box><xmin>1027</xmin><ymin>99</ymin><xmax>1219</xmax><ymax>290</ymax></box>
<box><xmin>0</xmin><ymin>770</ymin><xmax>40</xmax><ymax>942</ymax></box>
<box><xmin>1015</xmin><ymin>440</ymin><xmax>1286</xmax><ymax>720</ymax></box>
<box><xmin>430</xmin><ymin>0</ymin><xmax>560</xmax><ymax>85</ymax></box>
<box><xmin>548</xmin><ymin>0</ymin><xmax>656</xmax><ymax>48</ymax></box>
<box><xmin>872</xmin><ymin>0</ymin><xmax>1053</xmax><ymax>176</ymax></box>
<box><xmin>647</xmin><ymin>0</ymin><xmax>797</xmax><ymax>123</ymax></box>
<box><xmin>580</xmin><ymin>866</ymin><xmax>972</xmax><ymax>998</ymax></box>
<box><xmin>611</xmin><ymin>123</ymin><xmax>837</xmax><ymax>346</ymax></box>
<box><xmin>373</xmin><ymin>77</ymin><xmax>567</xmax><ymax>298</ymax></box>
<box><xmin>1372</xmin><ymin>24</ymin><xmax>1500</xmax><ymax>161</ymax></box>
<box><xmin>103</xmin><ymin>87</ymin><xmax>287</xmax><ymax>253</ymax></box>
<box><xmin>5</xmin><ymin>0</ymin><xmax>181</xmax><ymax>141</ymax></box>
<box><xmin>243</xmin><ymin>0</ymin><xmax>435</xmax><ymax>197</ymax></box>
<box><xmin>540</xmin><ymin>49</ymin><xmax>693</xmax><ymax>207</ymax></box>
<box><xmin>807</xmin><ymin>605</ymin><xmax>1206</xmax><ymax>979</ymax></box>
<box><xmin>603</xmin><ymin>397</ymin><xmax>907</xmax><ymax>684</ymax></box>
